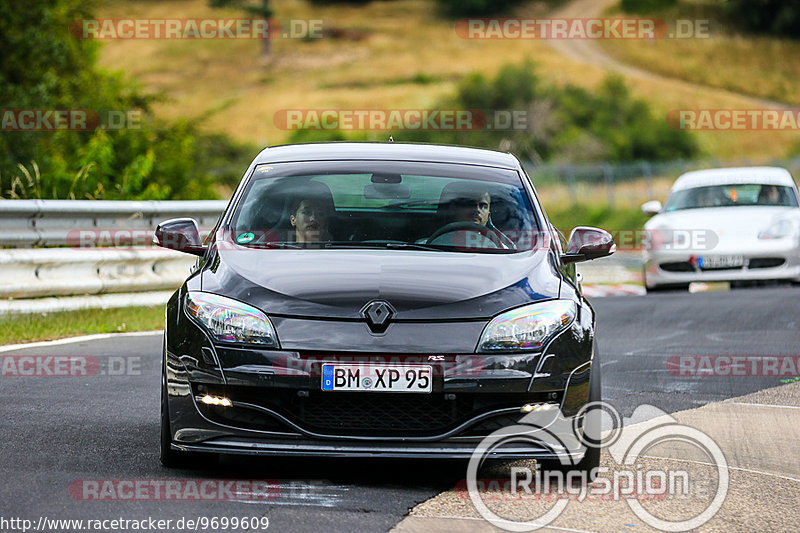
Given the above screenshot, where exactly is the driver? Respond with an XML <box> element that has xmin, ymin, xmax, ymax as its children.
<box><xmin>428</xmin><ymin>182</ymin><xmax>515</xmax><ymax>249</ymax></box>
<box><xmin>758</xmin><ymin>184</ymin><xmax>780</xmax><ymax>205</ymax></box>
<box><xmin>440</xmin><ymin>184</ymin><xmax>492</xmax><ymax>227</ymax></box>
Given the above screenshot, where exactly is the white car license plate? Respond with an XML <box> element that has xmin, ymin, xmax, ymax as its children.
<box><xmin>698</xmin><ymin>255</ymin><xmax>744</xmax><ymax>269</ymax></box>
<box><xmin>321</xmin><ymin>364</ymin><xmax>433</xmax><ymax>393</ymax></box>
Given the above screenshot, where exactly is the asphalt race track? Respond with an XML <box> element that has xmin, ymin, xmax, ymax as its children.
<box><xmin>1</xmin><ymin>286</ymin><xmax>799</xmax><ymax>532</ymax></box>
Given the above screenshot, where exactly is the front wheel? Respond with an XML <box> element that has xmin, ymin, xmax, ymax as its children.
<box><xmin>160</xmin><ymin>368</ymin><xmax>190</xmax><ymax>467</ymax></box>
<box><xmin>643</xmin><ymin>268</ymin><xmax>690</xmax><ymax>293</ymax></box>
<box><xmin>539</xmin><ymin>358</ymin><xmax>602</xmax><ymax>482</ymax></box>
<box><xmin>159</xmin><ymin>337</ymin><xmax>208</xmax><ymax>468</ymax></box>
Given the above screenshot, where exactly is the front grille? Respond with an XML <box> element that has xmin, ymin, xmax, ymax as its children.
<box><xmin>291</xmin><ymin>392</ymin><xmax>473</xmax><ymax>434</ymax></box>
<box><xmin>700</xmin><ymin>265</ymin><xmax>743</xmax><ymax>271</ymax></box>
<box><xmin>748</xmin><ymin>257</ymin><xmax>785</xmax><ymax>269</ymax></box>
<box><xmin>660</xmin><ymin>261</ymin><xmax>694</xmax><ymax>272</ymax></box>
<box><xmin>460</xmin><ymin>413</ymin><xmax>526</xmax><ymax>436</ymax></box>
<box><xmin>201</xmin><ymin>385</ymin><xmax>548</xmax><ymax>437</ymax></box>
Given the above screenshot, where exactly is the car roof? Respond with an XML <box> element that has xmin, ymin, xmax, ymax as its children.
<box><xmin>252</xmin><ymin>142</ymin><xmax>520</xmax><ymax>170</ymax></box>
<box><xmin>672</xmin><ymin>166</ymin><xmax>796</xmax><ymax>191</ymax></box>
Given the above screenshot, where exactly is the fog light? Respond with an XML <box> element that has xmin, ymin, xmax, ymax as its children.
<box><xmin>200</xmin><ymin>394</ymin><xmax>232</xmax><ymax>407</ymax></box>
<box><xmin>520</xmin><ymin>402</ymin><xmax>558</xmax><ymax>413</ymax></box>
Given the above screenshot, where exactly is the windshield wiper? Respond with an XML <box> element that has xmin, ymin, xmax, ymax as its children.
<box><xmin>321</xmin><ymin>242</ymin><xmax>446</xmax><ymax>252</ymax></box>
<box><xmin>384</xmin><ymin>242</ymin><xmax>446</xmax><ymax>252</ymax></box>
<box><xmin>258</xmin><ymin>242</ymin><xmax>304</xmax><ymax>249</ymax></box>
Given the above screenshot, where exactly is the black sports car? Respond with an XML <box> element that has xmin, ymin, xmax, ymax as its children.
<box><xmin>156</xmin><ymin>142</ymin><xmax>614</xmax><ymax>473</ymax></box>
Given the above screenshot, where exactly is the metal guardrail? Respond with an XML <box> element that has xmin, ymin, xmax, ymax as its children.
<box><xmin>0</xmin><ymin>199</ymin><xmax>226</xmax><ymax>312</ymax></box>
<box><xmin>0</xmin><ymin>248</ymin><xmax>195</xmax><ymax>299</ymax></box>
<box><xmin>0</xmin><ymin>199</ymin><xmax>227</xmax><ymax>247</ymax></box>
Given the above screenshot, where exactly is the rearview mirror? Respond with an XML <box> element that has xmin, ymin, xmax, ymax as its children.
<box><xmin>561</xmin><ymin>227</ymin><xmax>615</xmax><ymax>264</ymax></box>
<box><xmin>364</xmin><ymin>183</ymin><xmax>412</xmax><ymax>200</ymax></box>
<box><xmin>641</xmin><ymin>200</ymin><xmax>662</xmax><ymax>216</ymax></box>
<box><xmin>153</xmin><ymin>218</ymin><xmax>205</xmax><ymax>256</ymax></box>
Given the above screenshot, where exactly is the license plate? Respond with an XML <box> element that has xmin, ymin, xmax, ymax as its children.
<box><xmin>321</xmin><ymin>364</ymin><xmax>433</xmax><ymax>393</ymax></box>
<box><xmin>698</xmin><ymin>255</ymin><xmax>744</xmax><ymax>269</ymax></box>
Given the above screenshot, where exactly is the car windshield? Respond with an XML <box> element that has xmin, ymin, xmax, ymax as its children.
<box><xmin>229</xmin><ymin>160</ymin><xmax>541</xmax><ymax>253</ymax></box>
<box><xmin>664</xmin><ymin>183</ymin><xmax>799</xmax><ymax>212</ymax></box>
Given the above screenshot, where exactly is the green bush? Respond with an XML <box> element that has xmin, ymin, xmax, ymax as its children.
<box><xmin>398</xmin><ymin>61</ymin><xmax>698</xmax><ymax>164</ymax></box>
<box><xmin>0</xmin><ymin>0</ymin><xmax>254</xmax><ymax>200</ymax></box>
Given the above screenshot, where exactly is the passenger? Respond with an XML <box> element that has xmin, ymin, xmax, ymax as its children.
<box><xmin>289</xmin><ymin>196</ymin><xmax>333</xmax><ymax>244</ymax></box>
<box><xmin>758</xmin><ymin>184</ymin><xmax>780</xmax><ymax>205</ymax></box>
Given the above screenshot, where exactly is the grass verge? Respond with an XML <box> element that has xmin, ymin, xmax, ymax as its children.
<box><xmin>600</xmin><ymin>1</ymin><xmax>800</xmax><ymax>106</ymax></box>
<box><xmin>0</xmin><ymin>305</ymin><xmax>164</xmax><ymax>346</ymax></box>
<box><xmin>96</xmin><ymin>0</ymin><xmax>798</xmax><ymax>160</ymax></box>
<box><xmin>547</xmin><ymin>204</ymin><xmax>649</xmax><ymax>236</ymax></box>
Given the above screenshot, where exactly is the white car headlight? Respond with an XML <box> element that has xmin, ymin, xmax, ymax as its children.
<box><xmin>185</xmin><ymin>292</ymin><xmax>279</xmax><ymax>347</ymax></box>
<box><xmin>478</xmin><ymin>301</ymin><xmax>577</xmax><ymax>352</ymax></box>
<box><xmin>758</xmin><ymin>218</ymin><xmax>797</xmax><ymax>240</ymax></box>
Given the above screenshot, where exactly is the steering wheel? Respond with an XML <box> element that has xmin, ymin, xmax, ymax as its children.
<box><xmin>426</xmin><ymin>221</ymin><xmax>504</xmax><ymax>248</ymax></box>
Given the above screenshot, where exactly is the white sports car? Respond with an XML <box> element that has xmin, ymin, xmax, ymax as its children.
<box><xmin>641</xmin><ymin>166</ymin><xmax>800</xmax><ymax>292</ymax></box>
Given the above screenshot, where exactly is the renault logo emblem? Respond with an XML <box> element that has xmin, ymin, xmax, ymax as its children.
<box><xmin>360</xmin><ymin>300</ymin><xmax>395</xmax><ymax>333</ymax></box>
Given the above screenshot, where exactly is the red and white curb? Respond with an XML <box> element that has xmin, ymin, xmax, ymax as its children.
<box><xmin>582</xmin><ymin>284</ymin><xmax>645</xmax><ymax>297</ymax></box>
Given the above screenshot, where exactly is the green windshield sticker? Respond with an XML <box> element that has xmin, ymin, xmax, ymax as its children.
<box><xmin>237</xmin><ymin>232</ymin><xmax>255</xmax><ymax>243</ymax></box>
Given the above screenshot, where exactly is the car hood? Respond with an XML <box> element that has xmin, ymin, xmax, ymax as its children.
<box><xmin>199</xmin><ymin>247</ymin><xmax>562</xmax><ymax>320</ymax></box>
<box><xmin>645</xmin><ymin>206</ymin><xmax>799</xmax><ymax>247</ymax></box>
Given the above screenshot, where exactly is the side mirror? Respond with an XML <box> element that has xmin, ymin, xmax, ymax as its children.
<box><xmin>153</xmin><ymin>218</ymin><xmax>205</xmax><ymax>256</ymax></box>
<box><xmin>561</xmin><ymin>226</ymin><xmax>615</xmax><ymax>264</ymax></box>
<box><xmin>641</xmin><ymin>200</ymin><xmax>662</xmax><ymax>216</ymax></box>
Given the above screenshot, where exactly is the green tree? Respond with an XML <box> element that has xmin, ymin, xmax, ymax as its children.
<box><xmin>0</xmin><ymin>0</ymin><xmax>254</xmax><ymax>200</ymax></box>
<box><xmin>724</xmin><ymin>0</ymin><xmax>800</xmax><ymax>38</ymax></box>
<box><xmin>398</xmin><ymin>61</ymin><xmax>698</xmax><ymax>163</ymax></box>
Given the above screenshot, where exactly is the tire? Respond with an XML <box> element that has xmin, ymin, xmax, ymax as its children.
<box><xmin>539</xmin><ymin>356</ymin><xmax>602</xmax><ymax>482</ymax></box>
<box><xmin>644</xmin><ymin>282</ymin><xmax>689</xmax><ymax>293</ymax></box>
<box><xmin>643</xmin><ymin>268</ymin><xmax>689</xmax><ymax>293</ymax></box>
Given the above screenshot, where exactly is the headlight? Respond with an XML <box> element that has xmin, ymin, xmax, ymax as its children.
<box><xmin>758</xmin><ymin>218</ymin><xmax>796</xmax><ymax>240</ymax></box>
<box><xmin>185</xmin><ymin>292</ymin><xmax>279</xmax><ymax>347</ymax></box>
<box><xmin>478</xmin><ymin>300</ymin><xmax>577</xmax><ymax>352</ymax></box>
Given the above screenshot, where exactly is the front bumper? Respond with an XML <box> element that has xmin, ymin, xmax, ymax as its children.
<box><xmin>643</xmin><ymin>241</ymin><xmax>800</xmax><ymax>287</ymax></box>
<box><xmin>164</xmin><ymin>290</ymin><xmax>596</xmax><ymax>460</ymax></box>
<box><xmin>174</xmin><ymin>436</ymin><xmax>577</xmax><ymax>460</ymax></box>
